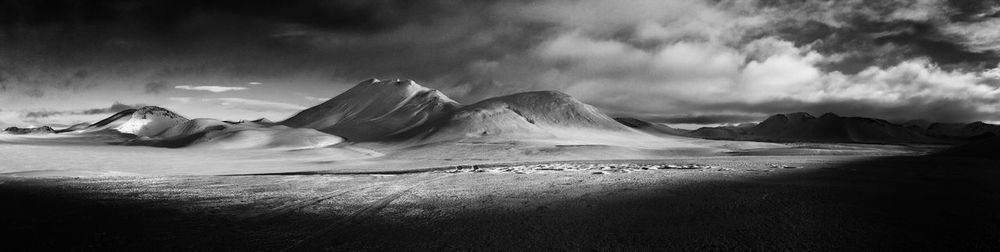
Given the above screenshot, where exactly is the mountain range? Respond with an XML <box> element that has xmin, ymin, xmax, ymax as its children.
<box><xmin>4</xmin><ymin>79</ymin><xmax>999</xmax><ymax>154</ymax></box>
<box><xmin>673</xmin><ymin>112</ymin><xmax>999</xmax><ymax>144</ymax></box>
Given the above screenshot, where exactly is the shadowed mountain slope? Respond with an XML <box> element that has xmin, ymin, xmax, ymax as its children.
<box><xmin>281</xmin><ymin>79</ymin><xmax>459</xmax><ymax>141</ymax></box>
<box><xmin>690</xmin><ymin>112</ymin><xmax>945</xmax><ymax>144</ymax></box>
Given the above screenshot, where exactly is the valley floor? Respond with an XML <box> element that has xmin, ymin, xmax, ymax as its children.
<box><xmin>3</xmin><ymin>154</ymin><xmax>999</xmax><ymax>251</ymax></box>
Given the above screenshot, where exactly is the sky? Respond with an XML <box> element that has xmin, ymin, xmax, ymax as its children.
<box><xmin>2</xmin><ymin>0</ymin><xmax>1000</xmax><ymax>127</ymax></box>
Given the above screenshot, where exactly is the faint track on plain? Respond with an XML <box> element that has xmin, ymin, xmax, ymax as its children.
<box><xmin>239</xmin><ymin>183</ymin><xmax>381</xmax><ymax>222</ymax></box>
<box><xmin>281</xmin><ymin>173</ymin><xmax>454</xmax><ymax>251</ymax></box>
<box><xmin>239</xmin><ymin>174</ymin><xmax>438</xmax><ymax>223</ymax></box>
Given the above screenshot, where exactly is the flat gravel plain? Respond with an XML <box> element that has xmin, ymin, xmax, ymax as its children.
<box><xmin>3</xmin><ymin>155</ymin><xmax>1000</xmax><ymax>251</ymax></box>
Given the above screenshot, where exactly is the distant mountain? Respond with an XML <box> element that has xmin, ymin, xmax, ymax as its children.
<box><xmin>3</xmin><ymin>126</ymin><xmax>55</xmax><ymax>135</ymax></box>
<box><xmin>115</xmin><ymin>106</ymin><xmax>189</xmax><ymax>137</ymax></box>
<box><xmin>907</xmin><ymin>121</ymin><xmax>1000</xmax><ymax>141</ymax></box>
<box><xmin>689</xmin><ymin>112</ymin><xmax>947</xmax><ymax>144</ymax></box>
<box><xmin>281</xmin><ymin>79</ymin><xmax>459</xmax><ymax>141</ymax></box>
<box><xmin>406</xmin><ymin>91</ymin><xmax>640</xmax><ymax>142</ymax></box>
<box><xmin>2</xmin><ymin>108</ymin><xmax>139</xmax><ymax>135</ymax></box>
<box><xmin>613</xmin><ymin>117</ymin><xmax>690</xmax><ymax>136</ymax></box>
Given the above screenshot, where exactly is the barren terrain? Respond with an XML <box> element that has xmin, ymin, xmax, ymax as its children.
<box><xmin>3</xmin><ymin>148</ymin><xmax>998</xmax><ymax>250</ymax></box>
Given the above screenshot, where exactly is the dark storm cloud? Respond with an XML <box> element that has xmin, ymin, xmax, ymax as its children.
<box><xmin>767</xmin><ymin>1</ymin><xmax>1000</xmax><ymax>73</ymax></box>
<box><xmin>0</xmin><ymin>0</ymin><xmax>407</xmax><ymax>36</ymax></box>
<box><xmin>0</xmin><ymin>0</ymin><xmax>526</xmax><ymax>95</ymax></box>
<box><xmin>3</xmin><ymin>0</ymin><xmax>999</xmax><ymax>124</ymax></box>
<box><xmin>946</xmin><ymin>0</ymin><xmax>1000</xmax><ymax>21</ymax></box>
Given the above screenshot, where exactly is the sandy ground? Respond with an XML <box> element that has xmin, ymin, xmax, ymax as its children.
<box><xmin>3</xmin><ymin>154</ymin><xmax>999</xmax><ymax>251</ymax></box>
<box><xmin>0</xmin><ymin>132</ymin><xmax>931</xmax><ymax>176</ymax></box>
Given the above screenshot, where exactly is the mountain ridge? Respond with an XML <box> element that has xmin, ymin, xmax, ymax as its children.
<box><xmin>281</xmin><ymin>78</ymin><xmax>459</xmax><ymax>141</ymax></box>
<box><xmin>685</xmin><ymin>112</ymin><xmax>996</xmax><ymax>144</ymax></box>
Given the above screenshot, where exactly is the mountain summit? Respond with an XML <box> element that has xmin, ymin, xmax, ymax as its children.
<box><xmin>281</xmin><ymin>79</ymin><xmax>459</xmax><ymax>141</ymax></box>
<box><xmin>115</xmin><ymin>106</ymin><xmax>189</xmax><ymax>137</ymax></box>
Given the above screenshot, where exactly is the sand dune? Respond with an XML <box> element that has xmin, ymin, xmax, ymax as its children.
<box><xmin>187</xmin><ymin>126</ymin><xmax>345</xmax><ymax>150</ymax></box>
<box><xmin>118</xmin><ymin>118</ymin><xmax>347</xmax><ymax>150</ymax></box>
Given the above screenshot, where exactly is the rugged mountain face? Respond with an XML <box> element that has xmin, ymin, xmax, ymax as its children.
<box><xmin>3</xmin><ymin>126</ymin><xmax>56</xmax><ymax>135</ymax></box>
<box><xmin>614</xmin><ymin>117</ymin><xmax>690</xmax><ymax>136</ymax></box>
<box><xmin>690</xmin><ymin>112</ymin><xmax>944</xmax><ymax>144</ymax></box>
<box><xmin>115</xmin><ymin>106</ymin><xmax>189</xmax><ymax>137</ymax></box>
<box><xmin>409</xmin><ymin>91</ymin><xmax>639</xmax><ymax>142</ymax></box>
<box><xmin>281</xmin><ymin>79</ymin><xmax>459</xmax><ymax>141</ymax></box>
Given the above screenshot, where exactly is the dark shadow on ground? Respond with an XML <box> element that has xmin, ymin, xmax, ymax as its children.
<box><xmin>2</xmin><ymin>156</ymin><xmax>999</xmax><ymax>251</ymax></box>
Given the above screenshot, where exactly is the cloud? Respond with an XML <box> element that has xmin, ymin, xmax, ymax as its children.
<box><xmin>3</xmin><ymin>0</ymin><xmax>1000</xmax><ymax>123</ymax></box>
<box><xmin>0</xmin><ymin>109</ymin><xmax>18</xmax><ymax>128</ymax></box>
<box><xmin>21</xmin><ymin>102</ymin><xmax>142</xmax><ymax>118</ymax></box>
<box><xmin>304</xmin><ymin>96</ymin><xmax>329</xmax><ymax>102</ymax></box>
<box><xmin>201</xmin><ymin>98</ymin><xmax>306</xmax><ymax>112</ymax></box>
<box><xmin>942</xmin><ymin>19</ymin><xmax>1000</xmax><ymax>52</ymax></box>
<box><xmin>247</xmin><ymin>82</ymin><xmax>264</xmax><ymax>85</ymax></box>
<box><xmin>174</xmin><ymin>85</ymin><xmax>248</xmax><ymax>93</ymax></box>
<box><xmin>145</xmin><ymin>82</ymin><xmax>169</xmax><ymax>94</ymax></box>
<box><xmin>468</xmin><ymin>0</ymin><xmax>1000</xmax><ymax>123</ymax></box>
<box><xmin>168</xmin><ymin>97</ymin><xmax>194</xmax><ymax>103</ymax></box>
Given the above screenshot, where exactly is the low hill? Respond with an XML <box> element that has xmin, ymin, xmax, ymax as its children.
<box><xmin>407</xmin><ymin>91</ymin><xmax>643</xmax><ymax>143</ymax></box>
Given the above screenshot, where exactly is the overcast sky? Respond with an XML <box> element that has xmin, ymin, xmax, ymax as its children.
<box><xmin>2</xmin><ymin>0</ymin><xmax>1000</xmax><ymax>127</ymax></box>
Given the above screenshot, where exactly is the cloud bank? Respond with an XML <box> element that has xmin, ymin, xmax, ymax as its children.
<box><xmin>174</xmin><ymin>85</ymin><xmax>249</xmax><ymax>93</ymax></box>
<box><xmin>2</xmin><ymin>0</ymin><xmax>999</xmax><ymax>123</ymax></box>
<box><xmin>201</xmin><ymin>98</ymin><xmax>306</xmax><ymax>113</ymax></box>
